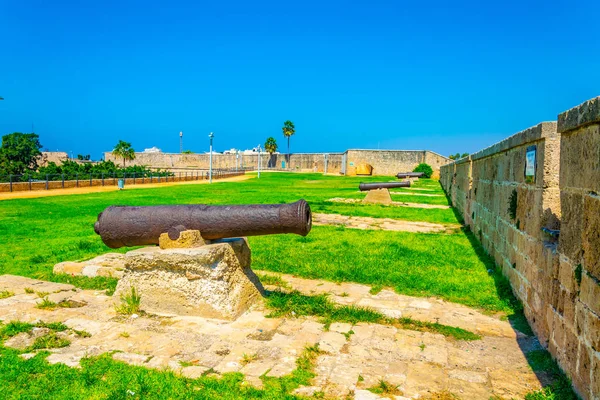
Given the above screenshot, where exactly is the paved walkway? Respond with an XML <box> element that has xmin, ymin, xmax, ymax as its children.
<box><xmin>327</xmin><ymin>197</ymin><xmax>450</xmax><ymax>209</ymax></box>
<box><xmin>313</xmin><ymin>213</ymin><xmax>460</xmax><ymax>233</ymax></box>
<box><xmin>0</xmin><ymin>274</ymin><xmax>546</xmax><ymax>399</ymax></box>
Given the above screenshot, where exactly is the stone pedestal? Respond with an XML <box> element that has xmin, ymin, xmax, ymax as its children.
<box><xmin>113</xmin><ymin>238</ymin><xmax>264</xmax><ymax>320</ymax></box>
<box><xmin>362</xmin><ymin>188</ymin><xmax>393</xmax><ymax>205</ymax></box>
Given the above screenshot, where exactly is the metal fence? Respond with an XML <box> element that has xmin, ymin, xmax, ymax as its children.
<box><xmin>0</xmin><ymin>169</ymin><xmax>246</xmax><ymax>193</ymax></box>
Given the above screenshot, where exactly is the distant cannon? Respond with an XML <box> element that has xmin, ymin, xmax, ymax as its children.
<box><xmin>396</xmin><ymin>172</ymin><xmax>425</xmax><ymax>179</ymax></box>
<box><xmin>359</xmin><ymin>181</ymin><xmax>410</xmax><ymax>192</ymax></box>
<box><xmin>94</xmin><ymin>200</ymin><xmax>312</xmax><ymax>248</ymax></box>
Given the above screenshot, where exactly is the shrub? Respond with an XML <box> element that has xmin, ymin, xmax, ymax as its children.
<box><xmin>413</xmin><ymin>163</ymin><xmax>433</xmax><ymax>178</ymax></box>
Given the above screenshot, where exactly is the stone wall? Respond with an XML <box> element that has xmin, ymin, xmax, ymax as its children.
<box><xmin>39</xmin><ymin>152</ymin><xmax>68</xmax><ymax>167</ymax></box>
<box><xmin>440</xmin><ymin>96</ymin><xmax>600</xmax><ymax>400</ymax></box>
<box><xmin>105</xmin><ymin>149</ymin><xmax>449</xmax><ymax>177</ymax></box>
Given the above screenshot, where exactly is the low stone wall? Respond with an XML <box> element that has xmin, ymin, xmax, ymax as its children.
<box><xmin>105</xmin><ymin>149</ymin><xmax>449</xmax><ymax>177</ymax></box>
<box><xmin>440</xmin><ymin>96</ymin><xmax>600</xmax><ymax>399</ymax></box>
<box><xmin>0</xmin><ymin>171</ymin><xmax>245</xmax><ymax>193</ymax></box>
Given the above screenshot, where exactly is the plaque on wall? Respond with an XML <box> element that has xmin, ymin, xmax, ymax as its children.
<box><xmin>525</xmin><ymin>145</ymin><xmax>536</xmax><ymax>183</ymax></box>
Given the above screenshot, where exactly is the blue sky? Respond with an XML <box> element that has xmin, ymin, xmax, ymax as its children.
<box><xmin>1</xmin><ymin>0</ymin><xmax>598</xmax><ymax>158</ymax></box>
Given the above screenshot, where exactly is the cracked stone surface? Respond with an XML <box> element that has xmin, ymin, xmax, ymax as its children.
<box><xmin>0</xmin><ymin>274</ymin><xmax>545</xmax><ymax>399</ymax></box>
<box><xmin>312</xmin><ymin>213</ymin><xmax>460</xmax><ymax>233</ymax></box>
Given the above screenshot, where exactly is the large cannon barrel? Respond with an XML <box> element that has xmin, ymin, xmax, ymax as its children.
<box><xmin>359</xmin><ymin>181</ymin><xmax>410</xmax><ymax>191</ymax></box>
<box><xmin>94</xmin><ymin>199</ymin><xmax>312</xmax><ymax>248</ymax></box>
<box><xmin>396</xmin><ymin>172</ymin><xmax>425</xmax><ymax>179</ymax></box>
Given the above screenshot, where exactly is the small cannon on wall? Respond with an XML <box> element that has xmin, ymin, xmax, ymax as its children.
<box><xmin>93</xmin><ymin>200</ymin><xmax>311</xmax><ymax>320</ymax></box>
<box><xmin>396</xmin><ymin>172</ymin><xmax>425</xmax><ymax>179</ymax></box>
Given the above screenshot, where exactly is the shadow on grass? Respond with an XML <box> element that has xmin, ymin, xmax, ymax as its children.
<box><xmin>440</xmin><ymin>184</ymin><xmax>578</xmax><ymax>399</ymax></box>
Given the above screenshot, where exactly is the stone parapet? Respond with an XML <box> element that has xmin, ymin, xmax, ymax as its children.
<box><xmin>439</xmin><ymin>97</ymin><xmax>600</xmax><ymax>399</ymax></box>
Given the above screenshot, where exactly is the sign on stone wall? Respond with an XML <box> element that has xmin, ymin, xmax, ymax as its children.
<box><xmin>525</xmin><ymin>145</ymin><xmax>536</xmax><ymax>183</ymax></box>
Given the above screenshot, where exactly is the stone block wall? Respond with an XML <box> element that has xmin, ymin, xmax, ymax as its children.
<box><xmin>440</xmin><ymin>96</ymin><xmax>600</xmax><ymax>399</ymax></box>
<box><xmin>105</xmin><ymin>149</ymin><xmax>449</xmax><ymax>177</ymax></box>
<box><xmin>105</xmin><ymin>152</ymin><xmax>345</xmax><ymax>174</ymax></box>
<box><xmin>554</xmin><ymin>97</ymin><xmax>600</xmax><ymax>398</ymax></box>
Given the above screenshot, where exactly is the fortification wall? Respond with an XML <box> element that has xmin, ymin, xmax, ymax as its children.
<box><xmin>105</xmin><ymin>149</ymin><xmax>449</xmax><ymax>177</ymax></box>
<box><xmin>440</xmin><ymin>96</ymin><xmax>600</xmax><ymax>399</ymax></box>
<box><xmin>104</xmin><ymin>152</ymin><xmax>346</xmax><ymax>174</ymax></box>
<box><xmin>39</xmin><ymin>152</ymin><xmax>68</xmax><ymax>167</ymax></box>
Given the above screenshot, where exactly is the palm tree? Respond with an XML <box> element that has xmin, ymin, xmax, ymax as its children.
<box><xmin>265</xmin><ymin>137</ymin><xmax>278</xmax><ymax>168</ymax></box>
<box><xmin>282</xmin><ymin>120</ymin><xmax>295</xmax><ymax>167</ymax></box>
<box><xmin>112</xmin><ymin>140</ymin><xmax>135</xmax><ymax>168</ymax></box>
<box><xmin>264</xmin><ymin>137</ymin><xmax>278</xmax><ymax>154</ymax></box>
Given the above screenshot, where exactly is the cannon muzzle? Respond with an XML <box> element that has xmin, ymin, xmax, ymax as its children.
<box><xmin>359</xmin><ymin>181</ymin><xmax>410</xmax><ymax>191</ymax></box>
<box><xmin>94</xmin><ymin>199</ymin><xmax>312</xmax><ymax>248</ymax></box>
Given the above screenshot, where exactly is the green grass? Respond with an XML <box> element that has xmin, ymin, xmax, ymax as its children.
<box><xmin>252</xmin><ymin>225</ymin><xmax>518</xmax><ymax>314</ymax></box>
<box><xmin>0</xmin><ymin>173</ymin><xmax>521</xmax><ymax>316</ymax></box>
<box><xmin>522</xmin><ymin>350</ymin><xmax>578</xmax><ymax>400</ymax></box>
<box><xmin>115</xmin><ymin>287</ymin><xmax>142</xmax><ymax>315</ymax></box>
<box><xmin>311</xmin><ymin>202</ymin><xmax>458</xmax><ymax>224</ymax></box>
<box><xmin>264</xmin><ymin>290</ymin><xmax>480</xmax><ymax>340</ymax></box>
<box><xmin>0</xmin><ymin>348</ymin><xmax>306</xmax><ymax>399</ymax></box>
<box><xmin>390</xmin><ymin>193</ymin><xmax>450</xmax><ymax>205</ymax></box>
<box><xmin>367</xmin><ymin>380</ymin><xmax>403</xmax><ymax>396</ymax></box>
<box><xmin>0</xmin><ymin>290</ymin><xmax>14</xmax><ymax>299</ymax></box>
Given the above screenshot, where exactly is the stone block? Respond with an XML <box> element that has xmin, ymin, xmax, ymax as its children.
<box><xmin>53</xmin><ymin>253</ymin><xmax>126</xmax><ymax>279</ymax></box>
<box><xmin>558</xmin><ymin>257</ymin><xmax>577</xmax><ymax>293</ymax></box>
<box><xmin>582</xmin><ymin>194</ymin><xmax>600</xmax><ymax>279</ymax></box>
<box><xmin>580</xmin><ymin>272</ymin><xmax>600</xmax><ymax>316</ymax></box>
<box><xmin>113</xmin><ymin>238</ymin><xmax>264</xmax><ymax>320</ymax></box>
<box><xmin>592</xmin><ymin>354</ymin><xmax>600</xmax><ymax>399</ymax></box>
<box><xmin>573</xmin><ymin>342</ymin><xmax>591</xmax><ymax>397</ymax></box>
<box><xmin>583</xmin><ymin>307</ymin><xmax>600</xmax><ymax>352</ymax></box>
<box><xmin>362</xmin><ymin>188</ymin><xmax>392</xmax><ymax>205</ymax></box>
<box><xmin>558</xmin><ymin>191</ymin><xmax>584</xmax><ymax>262</ymax></box>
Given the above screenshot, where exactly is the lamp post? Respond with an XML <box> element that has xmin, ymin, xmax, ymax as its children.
<box><xmin>209</xmin><ymin>132</ymin><xmax>214</xmax><ymax>183</ymax></box>
<box><xmin>179</xmin><ymin>131</ymin><xmax>183</xmax><ymax>153</ymax></box>
<box><xmin>257</xmin><ymin>145</ymin><xmax>262</xmax><ymax>178</ymax></box>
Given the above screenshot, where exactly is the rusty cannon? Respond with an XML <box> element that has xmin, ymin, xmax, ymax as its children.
<box><xmin>396</xmin><ymin>172</ymin><xmax>425</xmax><ymax>179</ymax></box>
<box><xmin>359</xmin><ymin>181</ymin><xmax>410</xmax><ymax>191</ymax></box>
<box><xmin>94</xmin><ymin>199</ymin><xmax>312</xmax><ymax>248</ymax></box>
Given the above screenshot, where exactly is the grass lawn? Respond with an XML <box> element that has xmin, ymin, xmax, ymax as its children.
<box><xmin>0</xmin><ymin>173</ymin><xmax>515</xmax><ymax>313</ymax></box>
<box><xmin>0</xmin><ymin>172</ymin><xmax>575</xmax><ymax>399</ymax></box>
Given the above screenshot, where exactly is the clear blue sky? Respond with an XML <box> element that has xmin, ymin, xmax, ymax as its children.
<box><xmin>1</xmin><ymin>0</ymin><xmax>598</xmax><ymax>159</ymax></box>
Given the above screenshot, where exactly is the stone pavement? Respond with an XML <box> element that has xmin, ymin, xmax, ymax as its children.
<box><xmin>0</xmin><ymin>274</ymin><xmax>547</xmax><ymax>399</ymax></box>
<box><xmin>313</xmin><ymin>213</ymin><xmax>460</xmax><ymax>233</ymax></box>
<box><xmin>327</xmin><ymin>198</ymin><xmax>450</xmax><ymax>209</ymax></box>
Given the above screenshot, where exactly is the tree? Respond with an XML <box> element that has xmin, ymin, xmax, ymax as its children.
<box><xmin>413</xmin><ymin>163</ymin><xmax>433</xmax><ymax>178</ymax></box>
<box><xmin>0</xmin><ymin>132</ymin><xmax>42</xmax><ymax>175</ymax></box>
<box><xmin>112</xmin><ymin>140</ymin><xmax>135</xmax><ymax>168</ymax></box>
<box><xmin>182</xmin><ymin>150</ymin><xmax>194</xmax><ymax>154</ymax></box>
<box><xmin>449</xmin><ymin>152</ymin><xmax>470</xmax><ymax>160</ymax></box>
<box><xmin>461</xmin><ymin>152</ymin><xmax>469</xmax><ymax>158</ymax></box>
<box><xmin>264</xmin><ymin>137</ymin><xmax>278</xmax><ymax>154</ymax></box>
<box><xmin>77</xmin><ymin>154</ymin><xmax>91</xmax><ymax>161</ymax></box>
<box><xmin>282</xmin><ymin>120</ymin><xmax>295</xmax><ymax>166</ymax></box>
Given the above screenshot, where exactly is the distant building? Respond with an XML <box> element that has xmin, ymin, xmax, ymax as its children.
<box><xmin>143</xmin><ymin>147</ymin><xmax>162</xmax><ymax>153</ymax></box>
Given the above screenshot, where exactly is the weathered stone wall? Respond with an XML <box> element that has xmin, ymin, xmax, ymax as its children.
<box><xmin>440</xmin><ymin>96</ymin><xmax>600</xmax><ymax>399</ymax></box>
<box><xmin>105</xmin><ymin>152</ymin><xmax>345</xmax><ymax>174</ymax></box>
<box><xmin>554</xmin><ymin>97</ymin><xmax>600</xmax><ymax>398</ymax></box>
<box><xmin>38</xmin><ymin>152</ymin><xmax>68</xmax><ymax>167</ymax></box>
<box><xmin>105</xmin><ymin>149</ymin><xmax>449</xmax><ymax>177</ymax></box>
